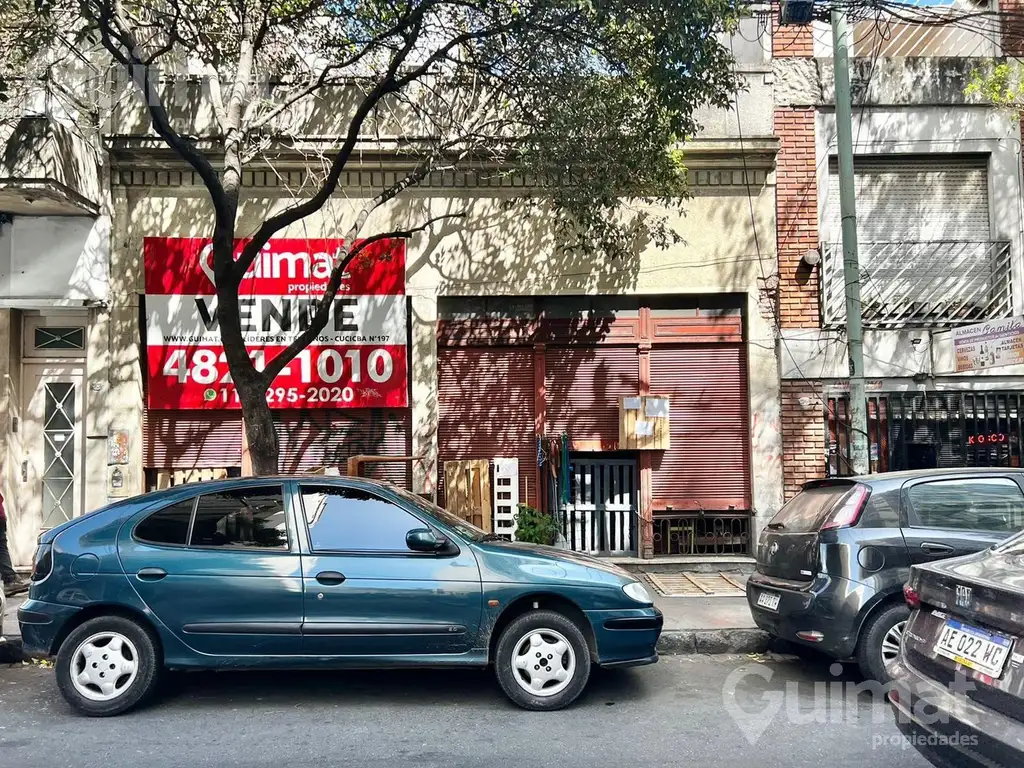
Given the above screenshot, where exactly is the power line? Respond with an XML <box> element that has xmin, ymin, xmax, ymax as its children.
<box><xmin>733</xmin><ymin>14</ymin><xmax>889</xmax><ymax>449</ymax></box>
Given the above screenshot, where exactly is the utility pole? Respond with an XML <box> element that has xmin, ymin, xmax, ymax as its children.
<box><xmin>831</xmin><ymin>8</ymin><xmax>870</xmax><ymax>475</ymax></box>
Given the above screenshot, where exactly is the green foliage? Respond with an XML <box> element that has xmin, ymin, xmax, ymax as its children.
<box><xmin>0</xmin><ymin>0</ymin><xmax>748</xmax><ymax>470</ymax></box>
<box><xmin>513</xmin><ymin>504</ymin><xmax>560</xmax><ymax>546</ymax></box>
<box><xmin>1</xmin><ymin>0</ymin><xmax>746</xmax><ymax>261</ymax></box>
<box><xmin>967</xmin><ymin>62</ymin><xmax>1024</xmax><ymax>118</ymax></box>
<box><xmin>0</xmin><ymin>0</ymin><xmax>61</xmax><ymax>103</ymax></box>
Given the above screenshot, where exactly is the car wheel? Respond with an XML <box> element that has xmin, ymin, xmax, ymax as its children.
<box><xmin>55</xmin><ymin>615</ymin><xmax>160</xmax><ymax>717</ymax></box>
<box><xmin>494</xmin><ymin>609</ymin><xmax>591</xmax><ymax>711</ymax></box>
<box><xmin>856</xmin><ymin>602</ymin><xmax>910</xmax><ymax>683</ymax></box>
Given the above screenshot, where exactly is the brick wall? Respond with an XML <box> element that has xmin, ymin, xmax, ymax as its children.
<box><xmin>772</xmin><ymin>3</ymin><xmax>814</xmax><ymax>58</ymax></box>
<box><xmin>773</xmin><ymin>4</ymin><xmax>823</xmax><ymax>499</ymax></box>
<box><xmin>1002</xmin><ymin>0</ymin><xmax>1024</xmax><ymax>56</ymax></box>
<box><xmin>775</xmin><ymin>107</ymin><xmax>819</xmax><ymax>329</ymax></box>
<box><xmin>781</xmin><ymin>380</ymin><xmax>825</xmax><ymax>500</ymax></box>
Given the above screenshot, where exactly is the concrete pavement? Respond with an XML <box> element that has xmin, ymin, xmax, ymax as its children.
<box><xmin>2</xmin><ymin>593</ymin><xmax>22</xmax><ymax>638</ymax></box>
<box><xmin>0</xmin><ymin>654</ymin><xmax>928</xmax><ymax>768</ymax></box>
<box><xmin>653</xmin><ymin>593</ymin><xmax>771</xmax><ymax>654</ymax></box>
<box><xmin>656</xmin><ymin>595</ymin><xmax>755</xmax><ymax>631</ymax></box>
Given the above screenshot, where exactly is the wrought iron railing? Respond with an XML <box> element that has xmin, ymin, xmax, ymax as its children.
<box><xmin>652</xmin><ymin>513</ymin><xmax>750</xmax><ymax>556</ymax></box>
<box><xmin>821</xmin><ymin>241</ymin><xmax>1013</xmax><ymax>329</ymax></box>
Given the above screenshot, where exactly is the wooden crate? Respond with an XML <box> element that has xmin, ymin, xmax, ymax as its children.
<box><xmin>443</xmin><ymin>459</ymin><xmax>492</xmax><ymax>532</ymax></box>
<box><xmin>153</xmin><ymin>467</ymin><xmax>230</xmax><ymax>489</ymax></box>
<box><xmin>618</xmin><ymin>395</ymin><xmax>671</xmax><ymax>450</ymax></box>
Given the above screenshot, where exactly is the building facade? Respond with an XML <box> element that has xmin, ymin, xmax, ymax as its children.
<box><xmin>0</xmin><ymin>64</ymin><xmax>111</xmax><ymax>569</ymax></box>
<box><xmin>775</xmin><ymin>5</ymin><xmax>1024</xmax><ymax>497</ymax></box>
<box><xmin>4</xmin><ymin>11</ymin><xmax>785</xmax><ymax>565</ymax></box>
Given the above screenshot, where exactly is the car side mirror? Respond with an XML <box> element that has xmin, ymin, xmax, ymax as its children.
<box><xmin>406</xmin><ymin>527</ymin><xmax>446</xmax><ymax>553</ymax></box>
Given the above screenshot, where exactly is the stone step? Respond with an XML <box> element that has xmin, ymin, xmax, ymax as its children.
<box><xmin>610</xmin><ymin>555</ymin><xmax>756</xmax><ymax>575</ymax></box>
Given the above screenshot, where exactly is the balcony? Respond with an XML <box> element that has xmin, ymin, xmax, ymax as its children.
<box><xmin>821</xmin><ymin>241</ymin><xmax>1013</xmax><ymax>329</ymax></box>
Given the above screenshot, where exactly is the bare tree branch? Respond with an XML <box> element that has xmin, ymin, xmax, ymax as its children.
<box><xmin>256</xmin><ymin>154</ymin><xmax>459</xmax><ymax>384</ymax></box>
<box><xmin>230</xmin><ymin>9</ymin><xmax>539</xmax><ymax>285</ymax></box>
<box><xmin>89</xmin><ymin>0</ymin><xmax>227</xmax><ymax>215</ymax></box>
<box><xmin>247</xmin><ymin>8</ymin><xmax>433</xmax><ymax>132</ymax></box>
<box><xmin>259</xmin><ymin>211</ymin><xmax>464</xmax><ymax>385</ymax></box>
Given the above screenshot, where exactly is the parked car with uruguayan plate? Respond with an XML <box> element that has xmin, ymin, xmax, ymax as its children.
<box><xmin>889</xmin><ymin>533</ymin><xmax>1024</xmax><ymax>768</ymax></box>
<box><xmin>748</xmin><ymin>469</ymin><xmax>1024</xmax><ymax>682</ymax></box>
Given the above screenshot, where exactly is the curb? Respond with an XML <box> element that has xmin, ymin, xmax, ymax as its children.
<box><xmin>657</xmin><ymin>628</ymin><xmax>775</xmax><ymax>655</ymax></box>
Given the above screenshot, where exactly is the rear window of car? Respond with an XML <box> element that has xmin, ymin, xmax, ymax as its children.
<box><xmin>765</xmin><ymin>484</ymin><xmax>854</xmax><ymax>533</ymax></box>
<box><xmin>996</xmin><ymin>529</ymin><xmax>1024</xmax><ymax>555</ymax></box>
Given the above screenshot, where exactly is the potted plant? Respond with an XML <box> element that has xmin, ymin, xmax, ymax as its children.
<box><xmin>513</xmin><ymin>504</ymin><xmax>561</xmax><ymax>546</ymax></box>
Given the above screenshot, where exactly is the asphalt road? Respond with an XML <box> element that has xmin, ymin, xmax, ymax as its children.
<box><xmin>0</xmin><ymin>654</ymin><xmax>932</xmax><ymax>768</ymax></box>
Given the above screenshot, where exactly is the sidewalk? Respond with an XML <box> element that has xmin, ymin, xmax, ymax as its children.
<box><xmin>653</xmin><ymin>592</ymin><xmax>771</xmax><ymax>654</ymax></box>
<box><xmin>1</xmin><ymin>594</ymin><xmax>28</xmax><ymax>662</ymax></box>
<box><xmin>3</xmin><ymin>593</ymin><xmax>24</xmax><ymax>635</ymax></box>
<box><xmin>2</xmin><ymin>593</ymin><xmax>772</xmax><ymax>660</ymax></box>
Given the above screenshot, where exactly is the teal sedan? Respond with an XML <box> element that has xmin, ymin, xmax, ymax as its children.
<box><xmin>18</xmin><ymin>477</ymin><xmax>662</xmax><ymax>716</ymax></box>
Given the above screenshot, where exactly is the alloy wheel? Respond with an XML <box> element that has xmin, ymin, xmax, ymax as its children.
<box><xmin>881</xmin><ymin>620</ymin><xmax>906</xmax><ymax>666</ymax></box>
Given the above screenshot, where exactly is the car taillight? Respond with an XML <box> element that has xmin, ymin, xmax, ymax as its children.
<box><xmin>903</xmin><ymin>583</ymin><xmax>921</xmax><ymax>609</ymax></box>
<box><xmin>30</xmin><ymin>544</ymin><xmax>52</xmax><ymax>582</ymax></box>
<box><xmin>820</xmin><ymin>485</ymin><xmax>870</xmax><ymax>531</ymax></box>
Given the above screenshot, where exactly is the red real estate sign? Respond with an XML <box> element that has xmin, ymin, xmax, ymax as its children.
<box><xmin>143</xmin><ymin>237</ymin><xmax>408</xmax><ymax>410</ymax></box>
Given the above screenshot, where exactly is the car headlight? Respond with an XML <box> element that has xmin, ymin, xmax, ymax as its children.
<box><xmin>622</xmin><ymin>581</ymin><xmax>654</xmax><ymax>604</ymax></box>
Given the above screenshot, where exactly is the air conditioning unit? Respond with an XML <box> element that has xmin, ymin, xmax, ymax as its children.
<box><xmin>780</xmin><ymin>0</ymin><xmax>816</xmax><ymax>25</ymax></box>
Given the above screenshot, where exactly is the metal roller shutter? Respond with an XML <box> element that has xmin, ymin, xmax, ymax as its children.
<box><xmin>274</xmin><ymin>409</ymin><xmax>411</xmax><ymax>487</ymax></box>
<box><xmin>649</xmin><ymin>344</ymin><xmax>751</xmax><ymax>510</ymax></box>
<box><xmin>143</xmin><ymin>410</ymin><xmax>243</xmax><ymax>469</ymax></box>
<box><xmin>544</xmin><ymin>346</ymin><xmax>639</xmax><ymax>443</ymax></box>
<box><xmin>437</xmin><ymin>347</ymin><xmax>536</xmax><ymax>507</ymax></box>
<box><xmin>824</xmin><ymin>155</ymin><xmax>990</xmax><ymax>241</ymax></box>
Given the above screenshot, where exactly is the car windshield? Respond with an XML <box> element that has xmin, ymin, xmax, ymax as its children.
<box><xmin>391</xmin><ymin>486</ymin><xmax>489</xmax><ymax>541</ymax></box>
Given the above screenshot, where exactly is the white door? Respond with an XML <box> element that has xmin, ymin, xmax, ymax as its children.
<box><xmin>22</xmin><ymin>366</ymin><xmax>85</xmax><ymax>530</ymax></box>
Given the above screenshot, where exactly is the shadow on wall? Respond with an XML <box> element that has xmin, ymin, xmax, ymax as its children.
<box><xmin>127</xmin><ymin>164</ymin><xmax>773</xmax><ymax>478</ymax></box>
<box><xmin>1</xmin><ymin>116</ymin><xmax>101</xmax><ymax>206</ymax></box>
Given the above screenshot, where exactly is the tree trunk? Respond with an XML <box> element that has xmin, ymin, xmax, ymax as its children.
<box><xmin>212</xmin><ymin>230</ymin><xmax>281</xmax><ymax>475</ymax></box>
<box><xmin>237</xmin><ymin>375</ymin><xmax>280</xmax><ymax>475</ymax></box>
<box><xmin>218</xmin><ymin>281</ymin><xmax>280</xmax><ymax>474</ymax></box>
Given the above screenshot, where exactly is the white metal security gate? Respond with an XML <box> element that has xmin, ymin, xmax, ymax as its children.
<box><xmin>560</xmin><ymin>458</ymin><xmax>637</xmax><ymax>556</ymax></box>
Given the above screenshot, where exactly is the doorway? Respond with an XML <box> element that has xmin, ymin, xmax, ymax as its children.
<box><xmin>21</xmin><ymin>365</ymin><xmax>86</xmax><ymax>530</ymax></box>
<box><xmin>559</xmin><ymin>456</ymin><xmax>637</xmax><ymax>556</ymax></box>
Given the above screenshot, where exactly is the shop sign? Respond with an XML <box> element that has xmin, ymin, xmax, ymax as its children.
<box><xmin>967</xmin><ymin>433</ymin><xmax>1008</xmax><ymax>446</ymax></box>
<box><xmin>953</xmin><ymin>316</ymin><xmax>1024</xmax><ymax>373</ymax></box>
<box><xmin>822</xmin><ymin>380</ymin><xmax>885</xmax><ymax>396</ymax></box>
<box><xmin>144</xmin><ymin>237</ymin><xmax>407</xmax><ymax>410</ymax></box>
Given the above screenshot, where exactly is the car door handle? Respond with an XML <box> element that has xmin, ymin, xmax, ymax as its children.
<box><xmin>921</xmin><ymin>542</ymin><xmax>955</xmax><ymax>555</ymax></box>
<box><xmin>136</xmin><ymin>567</ymin><xmax>167</xmax><ymax>581</ymax></box>
<box><xmin>315</xmin><ymin>571</ymin><xmax>346</xmax><ymax>586</ymax></box>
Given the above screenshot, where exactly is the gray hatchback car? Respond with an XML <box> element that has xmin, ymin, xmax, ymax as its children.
<box><xmin>747</xmin><ymin>469</ymin><xmax>1024</xmax><ymax>681</ymax></box>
